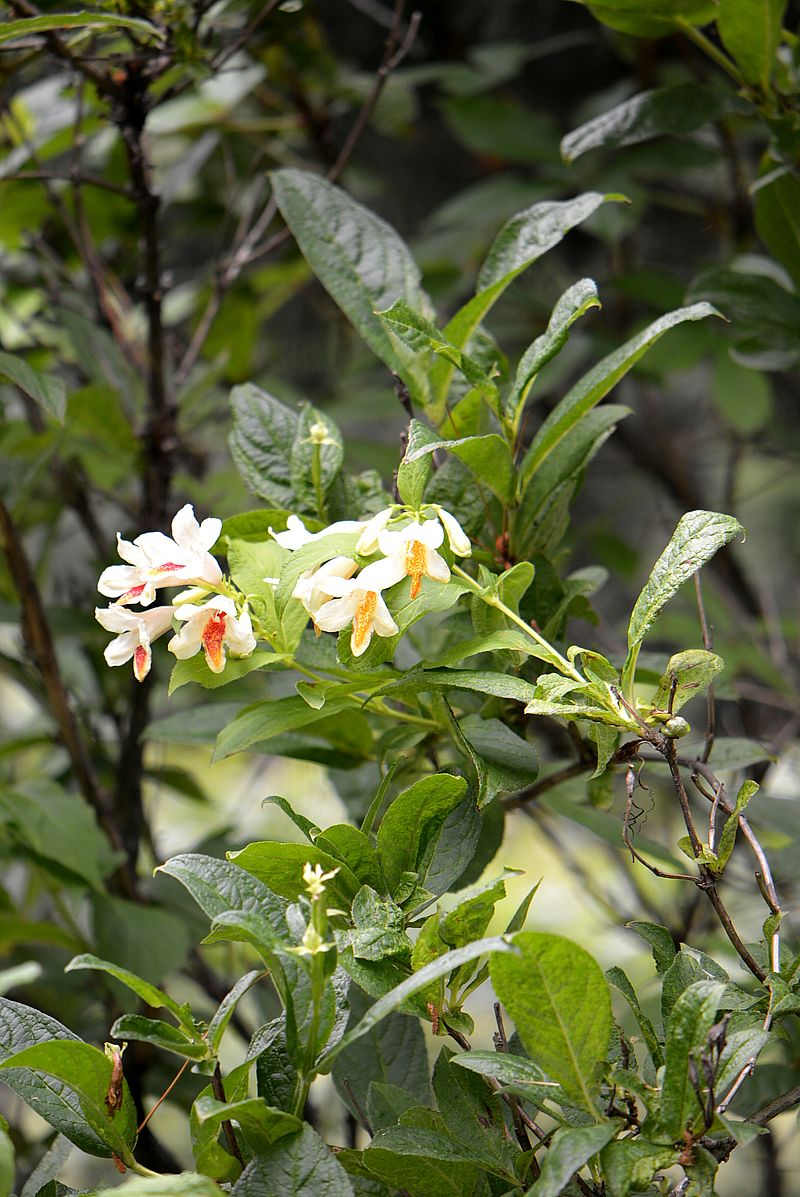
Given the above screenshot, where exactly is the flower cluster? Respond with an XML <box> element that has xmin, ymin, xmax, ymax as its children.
<box><xmin>94</xmin><ymin>501</ymin><xmax>472</xmax><ymax>680</ymax></box>
<box><xmin>282</xmin><ymin>504</ymin><xmax>471</xmax><ymax>657</ymax></box>
<box><xmin>94</xmin><ymin>505</ymin><xmax>255</xmax><ymax>681</ymax></box>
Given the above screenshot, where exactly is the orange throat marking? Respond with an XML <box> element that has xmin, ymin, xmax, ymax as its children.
<box><xmin>202</xmin><ymin>610</ymin><xmax>227</xmax><ymax>671</ymax></box>
<box><xmin>405</xmin><ymin>539</ymin><xmax>426</xmax><ymax>599</ymax></box>
<box><xmin>353</xmin><ymin>590</ymin><xmax>377</xmax><ymax>653</ymax></box>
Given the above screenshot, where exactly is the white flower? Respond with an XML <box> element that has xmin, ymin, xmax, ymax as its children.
<box><xmin>432</xmin><ymin>506</ymin><xmax>471</xmax><ymax>556</ymax></box>
<box><xmin>168</xmin><ymin>595</ymin><xmax>256</xmax><ymax>674</ymax></box>
<box><xmin>377</xmin><ymin>519</ymin><xmax>450</xmax><ymax>599</ymax></box>
<box><xmin>303</xmin><ymin>861</ymin><xmax>340</xmax><ymax>900</ymax></box>
<box><xmin>95</xmin><ymin>604</ymin><xmax>176</xmax><ymax>682</ymax></box>
<box><xmin>355</xmin><ymin>506</ymin><xmax>395</xmax><ymax>555</ymax></box>
<box><xmin>292</xmin><ymin>557</ymin><xmax>358</xmax><ymax>622</ymax></box>
<box><xmin>312</xmin><ymin>558</ymin><xmax>402</xmax><ymax>656</ymax></box>
<box><xmin>269</xmin><ymin>514</ymin><xmax>366</xmax><ymax>551</ymax></box>
<box><xmin>98</xmin><ymin>504</ymin><xmax>222</xmax><ymax>606</ymax></box>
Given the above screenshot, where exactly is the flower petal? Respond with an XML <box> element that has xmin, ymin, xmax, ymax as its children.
<box><xmin>372</xmin><ymin>593</ymin><xmax>399</xmax><ymax>638</ymax></box>
<box><xmin>356</xmin><ymin>507</ymin><xmax>394</xmax><ymax>555</ymax></box>
<box><xmin>95</xmin><ymin>605</ymin><xmax>141</xmax><ymax>633</ymax></box>
<box><xmin>425</xmin><ymin>547</ymin><xmax>450</xmax><ymax>583</ymax></box>
<box><xmin>103</xmin><ymin>630</ymin><xmax>138</xmax><ymax>667</ymax></box>
<box><xmin>313</xmin><ymin>593</ymin><xmax>358</xmax><ymax>633</ymax></box>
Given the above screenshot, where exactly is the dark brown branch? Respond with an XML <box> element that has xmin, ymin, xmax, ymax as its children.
<box><xmin>0</xmin><ymin>498</ymin><xmax>137</xmax><ymax>898</ymax></box>
<box><xmin>9</xmin><ymin>169</ymin><xmax>133</xmax><ymax>198</ymax></box>
<box><xmin>212</xmin><ymin>1064</ymin><xmax>245</xmax><ymax>1168</ymax></box>
<box><xmin>503</xmin><ymin>760</ymin><xmax>591</xmax><ymax>809</ymax></box>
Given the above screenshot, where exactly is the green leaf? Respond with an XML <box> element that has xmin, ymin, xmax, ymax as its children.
<box><xmin>0</xmin><ymin>1041</ymin><xmax>137</xmax><ymax>1164</ymax></box>
<box><xmin>0</xmin><ymin>999</ymin><xmax>110</xmax><ymax>1158</ymax></box>
<box><xmin>659</xmin><ymin>980</ymin><xmax>725</xmax><ymax>1139</ymax></box>
<box><xmin>193</xmin><ymin>1095</ymin><xmax>301</xmax><ymax>1153</ymax></box>
<box><xmin>528</xmin><ymin>1122</ymin><xmax>616</xmax><ymax>1196</ymax></box>
<box><xmin>506</xmin><ymin>278</ymin><xmax>601</xmax><ymax>420</ymax></box>
<box><xmin>715</xmin><ymin>780</ymin><xmax>759</xmax><ymax>872</ymax></box>
<box><xmin>0</xmin><ymin>351</ymin><xmax>65</xmax><ymax>422</ymax></box>
<box><xmin>489</xmin><ymin>931</ymin><xmax>612</xmax><ymax>1115</ymax></box>
<box><xmin>64</xmin><ymin>955</ymin><xmax>187</xmax><ymax>1023</ymax></box>
<box><xmin>332</xmin><ymin>989</ymin><xmax>430</xmax><ymax>1116</ymax></box>
<box><xmin>230</xmin><ymin>841</ymin><xmax>361</xmax><ymax>905</ymax></box>
<box><xmin>319</xmin><ymin>937</ymin><xmax>515</xmax><ymax>1071</ymax></box>
<box><xmin>516</xmin><ymin>405</ymin><xmax>629</xmax><ymax>538</ymax></box>
<box><xmin>93</xmin><ymin>1174</ymin><xmax>231</xmax><ymax>1196</ymax></box>
<box><xmin>363</xmin><ymin>1125</ymin><xmax>479</xmax><ymax>1197</ymax></box>
<box><xmin>452</xmin><ymin>1050</ymin><xmax>561</xmax><ymax>1105</ymax></box>
<box><xmin>405</xmin><ymin>433</ymin><xmax>514</xmax><ymax>502</ymax></box>
<box><xmin>397</xmin><ymin>420</ymin><xmax>441</xmax><ymax>507</ymax></box>
<box><xmin>108</xmin><ymin>1015</ymin><xmax>210</xmax><ymax>1061</ymax></box>
<box><xmin>606</xmin><ymin>967</ymin><xmax>664</xmax><ymax>1068</ymax></box>
<box><xmin>432</xmin><ymin>194</ymin><xmax>624</xmax><ymax>407</ymax></box>
<box><xmin>477</xmin><ymin>194</ymin><xmax>623</xmax><ymax>294</ymax></box>
<box><xmin>717</xmin><ymin>0</ymin><xmax>786</xmax><ymax>88</ymax></box>
<box><xmin>651</xmin><ymin>650</ymin><xmax>725</xmax><ymax>716</ymax></box>
<box><xmin>627</xmin><ymin>921</ymin><xmax>677</xmax><ymax>974</ymax></box>
<box><xmin>377</xmin><ymin>774</ymin><xmax>467</xmax><ymax>892</ymax></box>
<box><xmin>459</xmin><ymin>715</ymin><xmax>539</xmax><ymax>804</ymax></box>
<box><xmin>378</xmin><ymin>667</ymin><xmax>537</xmax><ymax>704</ymax></box>
<box><xmin>523</xmin><ymin>303</ymin><xmax>718</xmax><ymax>479</ymax></box>
<box><xmin>754</xmin><ymin>165</ymin><xmax>800</xmax><ymax>288</ymax></box>
<box><xmin>208</xmin><ymin>971</ymin><xmax>263</xmax><ymax>1053</ymax></box>
<box><xmin>232</xmin><ymin>1124</ymin><xmax>354</xmax><ymax>1196</ymax></box>
<box><xmin>229</xmin><ymin>384</ymin><xmax>299</xmax><ymax>507</ymax></box>
<box><xmin>376</xmin><ymin>301</ymin><xmax>499</xmax><ymax>403</ymax></box>
<box><xmin>432</xmin><ymin>1047</ymin><xmax>515</xmax><ymax>1175</ymax></box>
<box><xmin>0</xmin><ymin>1118</ymin><xmax>13</xmax><ymax>1197</ymax></box>
<box><xmin>212</xmin><ymin>692</ymin><xmax>359</xmax><ymax>760</ymax></box>
<box><xmin>561</xmin><ymin>84</ymin><xmax>729</xmax><ymax>163</ymax></box>
<box><xmin>270</xmin><ymin>169</ymin><xmax>428</xmax><ymax>401</ymax></box>
<box><xmin>712</xmin><ymin>351</ymin><xmax>773</xmax><ymax>434</ymax></box>
<box><xmin>316</xmin><ymin>826</ymin><xmax>383</xmax><ymax>892</ymax></box>
<box><xmin>156</xmin><ymin>853</ymin><xmax>288</xmax><ymax>934</ymax></box>
<box><xmin>579</xmin><ymin>0</ymin><xmax>716</xmax><ymax>37</ymax></box>
<box><xmin>0</xmin><ymin>781</ymin><xmax>121</xmax><ymax>892</ymax></box>
<box><xmin>0</xmin><ymin>12</ymin><xmax>163</xmax><ymax>45</ymax></box>
<box><xmin>688</xmin><ymin>266</ymin><xmax>800</xmax><ymax>370</ymax></box>
<box><xmin>622</xmin><ymin>510</ymin><xmax>743</xmax><ymax>691</ymax></box>
<box><xmin>600</xmin><ymin>1138</ymin><xmax>675</xmax><ymax>1197</ymax></box>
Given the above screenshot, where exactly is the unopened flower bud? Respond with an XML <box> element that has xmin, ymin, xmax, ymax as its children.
<box><xmin>665</xmin><ymin>716</ymin><xmax>690</xmax><ymax>738</ymax></box>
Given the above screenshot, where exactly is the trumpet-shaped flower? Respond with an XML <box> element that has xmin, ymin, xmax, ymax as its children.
<box><xmin>377</xmin><ymin>519</ymin><xmax>450</xmax><ymax>599</ymax></box>
<box><xmin>355</xmin><ymin>506</ymin><xmax>396</xmax><ymax>555</ymax></box>
<box><xmin>168</xmin><ymin>595</ymin><xmax>256</xmax><ymax>674</ymax></box>
<box><xmin>312</xmin><ymin>558</ymin><xmax>402</xmax><ymax>656</ymax></box>
<box><xmin>432</xmin><ymin>506</ymin><xmax>471</xmax><ymax>557</ymax></box>
<box><xmin>98</xmin><ymin>504</ymin><xmax>223</xmax><ymax>606</ymax></box>
<box><xmin>292</xmin><ymin>556</ymin><xmax>358</xmax><ymax>623</ymax></box>
<box><xmin>95</xmin><ymin>604</ymin><xmax>176</xmax><ymax>682</ymax></box>
<box><xmin>270</xmin><ymin>514</ymin><xmax>366</xmax><ymax>551</ymax></box>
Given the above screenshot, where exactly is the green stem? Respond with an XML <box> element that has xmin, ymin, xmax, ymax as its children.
<box><xmin>451</xmin><ymin>564</ymin><xmax>585</xmax><ymax>684</ymax></box>
<box><xmin>675</xmin><ymin>18</ymin><xmax>748</xmax><ymax>87</ymax></box>
<box><xmin>311</xmin><ymin>442</ymin><xmax>326</xmax><ymax>522</ymax></box>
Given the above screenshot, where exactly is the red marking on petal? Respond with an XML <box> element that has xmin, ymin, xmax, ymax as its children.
<box><xmin>153</xmin><ymin>561</ymin><xmax>185</xmax><ymax>574</ymax></box>
<box><xmin>120</xmin><ymin>583</ymin><xmax>146</xmax><ymax>602</ymax></box>
<box><xmin>133</xmin><ymin>644</ymin><xmax>150</xmax><ymax>681</ymax></box>
<box><xmin>202</xmin><ymin>610</ymin><xmax>227</xmax><ymax>671</ymax></box>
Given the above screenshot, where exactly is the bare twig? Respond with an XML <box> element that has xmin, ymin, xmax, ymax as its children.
<box><xmin>211</xmin><ymin>1064</ymin><xmax>245</xmax><ymax>1168</ymax></box>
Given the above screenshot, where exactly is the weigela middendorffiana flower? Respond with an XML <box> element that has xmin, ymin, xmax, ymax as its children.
<box><xmin>312</xmin><ymin>557</ymin><xmax>402</xmax><ymax>656</ymax></box>
<box><xmin>95</xmin><ymin>605</ymin><xmax>176</xmax><ymax>682</ymax></box>
<box><xmin>269</xmin><ymin>514</ymin><xmax>366</xmax><ymax>551</ymax></box>
<box><xmin>98</xmin><ymin>504</ymin><xmax>222</xmax><ymax>606</ymax></box>
<box><xmin>168</xmin><ymin>595</ymin><xmax>256</xmax><ymax>674</ymax></box>
<box><xmin>377</xmin><ymin>518</ymin><xmax>451</xmax><ymax>599</ymax></box>
<box><xmin>291</xmin><ymin>924</ymin><xmax>336</xmax><ymax>957</ymax></box>
<box><xmin>292</xmin><ymin>557</ymin><xmax>358</xmax><ymax>626</ymax></box>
